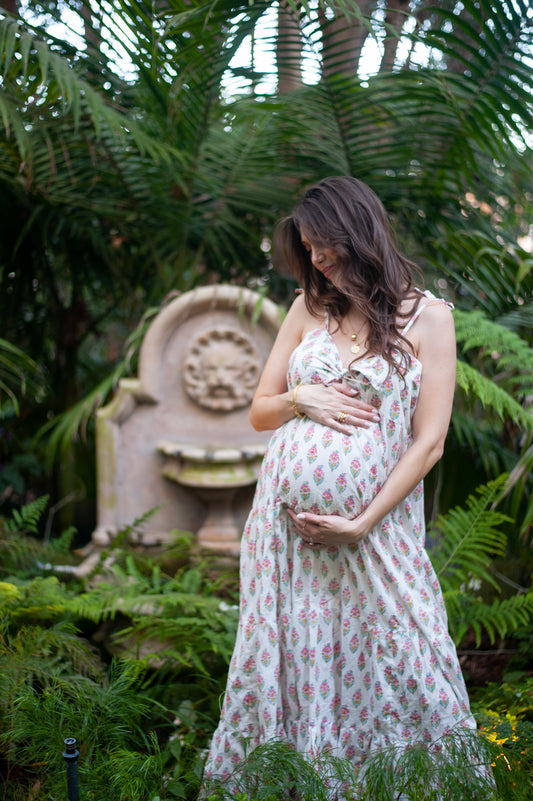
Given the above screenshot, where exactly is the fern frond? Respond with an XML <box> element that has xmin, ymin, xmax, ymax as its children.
<box><xmin>455</xmin><ymin>308</ymin><xmax>533</xmax><ymax>397</ymax></box>
<box><xmin>0</xmin><ymin>527</ymin><xmax>42</xmax><ymax>574</ymax></box>
<box><xmin>431</xmin><ymin>476</ymin><xmax>511</xmax><ymax>590</ymax></box>
<box><xmin>447</xmin><ymin>590</ymin><xmax>533</xmax><ymax>647</ymax></box>
<box><xmin>4</xmin><ymin>494</ymin><xmax>49</xmax><ymax>534</ymax></box>
<box><xmin>0</xmin><ymin>619</ymin><xmax>103</xmax><ymax>694</ymax></box>
<box><xmin>455</xmin><ymin>360</ymin><xmax>532</xmax><ymax>429</ymax></box>
<box><xmin>429</xmin><ymin>476</ymin><xmax>533</xmax><ymax>647</ymax></box>
<box><xmin>0</xmin><ymin>575</ymin><xmax>68</xmax><ymax>619</ymax></box>
<box><xmin>114</xmin><ymin>608</ymin><xmax>239</xmax><ymax>672</ymax></box>
<box><xmin>66</xmin><ymin>560</ymin><xmax>239</xmax><ymax>672</ymax></box>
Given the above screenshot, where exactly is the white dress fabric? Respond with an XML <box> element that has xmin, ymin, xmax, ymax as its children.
<box><xmin>203</xmin><ymin>291</ymin><xmax>475</xmax><ymax>783</ymax></box>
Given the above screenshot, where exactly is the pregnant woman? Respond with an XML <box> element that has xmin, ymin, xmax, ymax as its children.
<box><xmin>202</xmin><ymin>176</ymin><xmax>477</xmax><ymax>785</ymax></box>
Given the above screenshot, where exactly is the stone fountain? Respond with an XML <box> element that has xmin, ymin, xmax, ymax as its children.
<box><xmin>91</xmin><ymin>284</ymin><xmax>281</xmax><ymax>556</ymax></box>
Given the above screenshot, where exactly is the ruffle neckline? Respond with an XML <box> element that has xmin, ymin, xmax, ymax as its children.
<box><xmin>306</xmin><ymin>327</ymin><xmax>421</xmax><ymax>393</ymax></box>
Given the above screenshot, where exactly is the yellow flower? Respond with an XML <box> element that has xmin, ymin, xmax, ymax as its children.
<box><xmin>481</xmin><ymin>709</ymin><xmax>520</xmax><ymax>747</ymax></box>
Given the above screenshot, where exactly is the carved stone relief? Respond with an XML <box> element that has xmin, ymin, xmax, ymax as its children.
<box><xmin>183</xmin><ymin>327</ymin><xmax>260</xmax><ymax>412</ymax></box>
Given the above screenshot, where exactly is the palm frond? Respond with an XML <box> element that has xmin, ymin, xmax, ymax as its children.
<box><xmin>0</xmin><ymin>337</ymin><xmax>41</xmax><ymax>413</ymax></box>
<box><xmin>0</xmin><ymin>17</ymin><xmax>177</xmax><ymax>161</ymax></box>
<box><xmin>437</xmin><ymin>231</ymin><xmax>533</xmax><ymax>315</ymax></box>
<box><xmin>35</xmin><ymin>367</ymin><xmax>125</xmax><ymax>467</ymax></box>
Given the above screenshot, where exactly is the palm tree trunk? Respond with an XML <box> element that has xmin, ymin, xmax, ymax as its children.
<box><xmin>319</xmin><ymin>0</ymin><xmax>376</xmax><ymax>79</ymax></box>
<box><xmin>381</xmin><ymin>0</ymin><xmax>409</xmax><ymax>72</ymax></box>
<box><xmin>80</xmin><ymin>1</ymin><xmax>102</xmax><ymax>54</ymax></box>
<box><xmin>277</xmin><ymin>0</ymin><xmax>303</xmax><ymax>92</ymax></box>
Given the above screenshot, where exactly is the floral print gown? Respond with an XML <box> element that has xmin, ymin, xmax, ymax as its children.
<box><xmin>203</xmin><ymin>291</ymin><xmax>475</xmax><ymax>781</ymax></box>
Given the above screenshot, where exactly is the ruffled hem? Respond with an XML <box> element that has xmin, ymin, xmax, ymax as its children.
<box><xmin>203</xmin><ymin>709</ymin><xmax>478</xmax><ymax>779</ymax></box>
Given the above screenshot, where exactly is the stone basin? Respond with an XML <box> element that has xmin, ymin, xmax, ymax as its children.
<box><xmin>157</xmin><ymin>441</ymin><xmax>265</xmax><ymax>554</ymax></box>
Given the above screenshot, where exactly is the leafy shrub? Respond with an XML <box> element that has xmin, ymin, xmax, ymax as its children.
<box><xmin>0</xmin><ymin>507</ymin><xmax>238</xmax><ymax>799</ymax></box>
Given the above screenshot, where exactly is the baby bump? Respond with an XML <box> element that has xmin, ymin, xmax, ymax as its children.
<box><xmin>275</xmin><ymin>420</ymin><xmax>386</xmax><ymax>518</ymax></box>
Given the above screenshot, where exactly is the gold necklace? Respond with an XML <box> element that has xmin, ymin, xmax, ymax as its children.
<box><xmin>349</xmin><ymin>320</ymin><xmax>366</xmax><ymax>355</ymax></box>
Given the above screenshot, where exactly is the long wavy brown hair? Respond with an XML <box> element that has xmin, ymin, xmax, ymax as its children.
<box><xmin>274</xmin><ymin>176</ymin><xmax>424</xmax><ymax>374</ymax></box>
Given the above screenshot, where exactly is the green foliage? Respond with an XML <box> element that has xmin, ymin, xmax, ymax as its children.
<box><xmin>0</xmin><ymin>16</ymin><xmax>175</xmax><ymax>163</ymax></box>
<box><xmin>431</xmin><ymin>477</ymin><xmax>533</xmax><ymax>646</ymax></box>
<box><xmin>67</xmin><ymin>557</ymin><xmax>239</xmax><ymax>672</ymax></box>
<box><xmin>0</xmin><ymin>517</ymin><xmax>43</xmax><ymax>573</ymax></box>
<box><xmin>34</xmin><ymin>300</ymin><xmax>163</xmax><ymax>465</ymax></box>
<box><xmin>4</xmin><ymin>493</ymin><xmax>49</xmax><ymax>534</ymax></box>
<box><xmin>0</xmin><ymin>504</ymin><xmax>236</xmax><ymax>799</ymax></box>
<box><xmin>471</xmin><ymin>676</ymin><xmax>533</xmax><ymax>720</ymax></box>
<box><xmin>437</xmin><ymin>229</ymin><xmax>533</xmax><ymax>317</ymax></box>
<box><xmin>470</xmin><ymin>679</ymin><xmax>533</xmax><ymax>801</ymax></box>
<box><xmin>0</xmin><ymin>574</ymin><xmax>104</xmax><ymax>696</ymax></box>
<box><xmin>4</xmin><ymin>660</ymin><xmax>168</xmax><ymax>800</ymax></box>
<box><xmin>1</xmin><ymin>0</ymin><xmax>533</xmax><ymax>774</ymax></box>
<box><xmin>453</xmin><ymin>308</ymin><xmax>533</xmax><ymax>432</ymax></box>
<box><xmin>455</xmin><ymin>361</ymin><xmax>532</xmax><ymax>431</ymax></box>
<box><xmin>0</xmin><ymin>436</ymin><xmax>532</xmax><ymax>798</ymax></box>
<box><xmin>454</xmin><ymin>310</ymin><xmax>533</xmax><ymax>391</ymax></box>
<box><xmin>104</xmin><ymin>732</ymin><xmax>166</xmax><ymax>799</ymax></box>
<box><xmin>432</xmin><ymin>476</ymin><xmax>511</xmax><ymax>589</ymax></box>
<box><xmin>0</xmin><ymin>338</ymin><xmax>41</xmax><ymax>414</ymax></box>
<box><xmin>503</xmin><ymin>443</ymin><xmax>533</xmax><ymax>548</ymax></box>
<box><xmin>0</xmin><ymin>443</ymin><xmax>43</xmax><ymax>501</ymax></box>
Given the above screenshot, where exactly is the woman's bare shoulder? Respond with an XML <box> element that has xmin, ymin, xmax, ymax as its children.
<box><xmin>411</xmin><ymin>298</ymin><xmax>455</xmax><ymax>353</ymax></box>
<box><xmin>417</xmin><ymin>293</ymin><xmax>454</xmax><ymax>323</ymax></box>
<box><xmin>288</xmin><ymin>290</ymin><xmax>325</xmax><ymax>328</ymax></box>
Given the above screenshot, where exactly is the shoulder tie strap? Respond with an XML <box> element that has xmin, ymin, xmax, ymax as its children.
<box><xmin>403</xmin><ymin>290</ymin><xmax>454</xmax><ymax>335</ymax></box>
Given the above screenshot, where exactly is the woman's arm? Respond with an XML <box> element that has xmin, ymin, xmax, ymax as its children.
<box><xmin>249</xmin><ymin>294</ymin><xmax>308</xmax><ymax>431</ymax></box>
<box><xmin>290</xmin><ymin>301</ymin><xmax>456</xmax><ymax>545</ymax></box>
<box><xmin>250</xmin><ymin>294</ymin><xmax>381</xmax><ymax>434</ymax></box>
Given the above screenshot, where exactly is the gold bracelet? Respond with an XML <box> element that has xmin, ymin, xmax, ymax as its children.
<box><xmin>292</xmin><ymin>385</ymin><xmax>304</xmax><ymax>418</ymax></box>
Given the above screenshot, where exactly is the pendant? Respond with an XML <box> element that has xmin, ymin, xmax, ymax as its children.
<box><xmin>350</xmin><ymin>343</ymin><xmax>360</xmax><ymax>355</ymax></box>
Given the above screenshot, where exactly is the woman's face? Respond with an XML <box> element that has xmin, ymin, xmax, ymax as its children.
<box><xmin>299</xmin><ymin>227</ymin><xmax>338</xmax><ymax>283</ymax></box>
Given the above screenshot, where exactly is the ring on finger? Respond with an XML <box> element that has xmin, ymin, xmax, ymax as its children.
<box><xmin>337</xmin><ymin>410</ymin><xmax>347</xmax><ymax>423</ymax></box>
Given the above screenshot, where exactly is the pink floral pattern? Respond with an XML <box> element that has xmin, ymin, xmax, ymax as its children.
<box><xmin>203</xmin><ymin>293</ymin><xmax>475</xmax><ymax>782</ymax></box>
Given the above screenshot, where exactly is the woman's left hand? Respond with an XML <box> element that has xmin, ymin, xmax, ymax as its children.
<box><xmin>286</xmin><ymin>507</ymin><xmax>369</xmax><ymax>548</ymax></box>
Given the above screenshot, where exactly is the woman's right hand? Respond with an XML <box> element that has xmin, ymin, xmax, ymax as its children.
<box><xmin>294</xmin><ymin>382</ymin><xmax>380</xmax><ymax>434</ymax></box>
